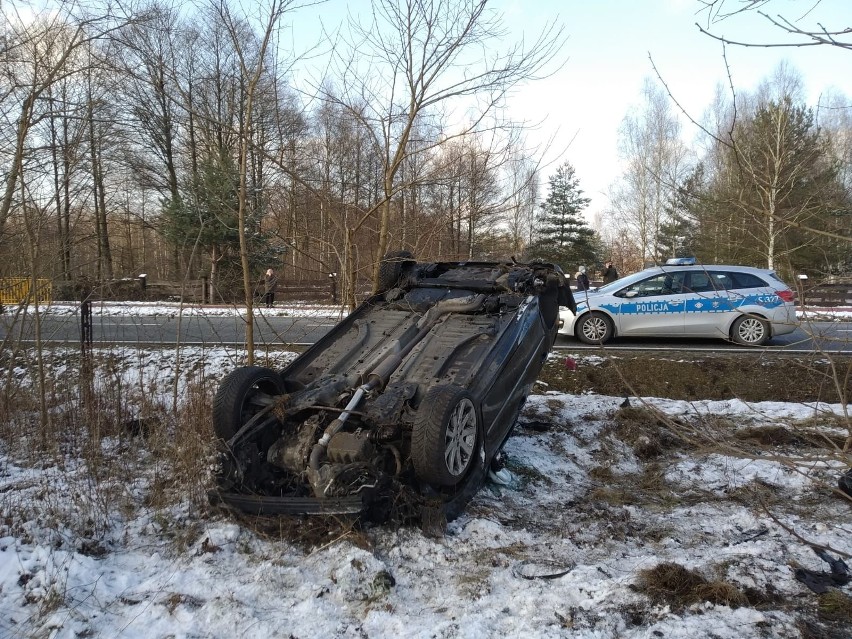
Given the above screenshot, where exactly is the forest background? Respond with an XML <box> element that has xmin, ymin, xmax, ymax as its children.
<box><xmin>2</xmin><ymin>0</ymin><xmax>851</xmax><ymax>314</ymax></box>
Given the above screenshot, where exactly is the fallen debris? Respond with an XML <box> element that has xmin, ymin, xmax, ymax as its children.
<box><xmin>794</xmin><ymin>548</ymin><xmax>851</xmax><ymax>594</ymax></box>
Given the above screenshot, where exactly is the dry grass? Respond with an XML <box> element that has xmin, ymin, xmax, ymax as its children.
<box><xmin>611</xmin><ymin>406</ymin><xmax>693</xmax><ymax>459</ymax></box>
<box><xmin>540</xmin><ymin>353</ymin><xmax>851</xmax><ymax>404</ymax></box>
<box><xmin>225</xmin><ymin>511</ymin><xmax>373</xmax><ymax>550</ymax></box>
<box><xmin>797</xmin><ymin>591</ymin><xmax>852</xmax><ymax>639</ymax></box>
<box><xmin>588</xmin><ymin>462</ymin><xmax>683</xmax><ymax>511</ymax></box>
<box><xmin>0</xmin><ymin>346</ymin><xmax>221</xmax><ymax>543</ymax></box>
<box><xmin>818</xmin><ymin>590</ymin><xmax>852</xmax><ymax>623</ymax></box>
<box><xmin>735</xmin><ymin>423</ymin><xmax>847</xmax><ymax>450</ymax></box>
<box><xmin>636</xmin><ymin>562</ymin><xmax>749</xmax><ymax>609</ymax></box>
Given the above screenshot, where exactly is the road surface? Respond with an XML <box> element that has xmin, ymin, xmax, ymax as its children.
<box><xmin>2</xmin><ymin>307</ymin><xmax>850</xmax><ymax>353</ymax></box>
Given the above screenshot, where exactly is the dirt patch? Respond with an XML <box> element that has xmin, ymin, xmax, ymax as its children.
<box><xmin>542</xmin><ymin>352</ymin><xmax>851</xmax><ymax>403</ymax></box>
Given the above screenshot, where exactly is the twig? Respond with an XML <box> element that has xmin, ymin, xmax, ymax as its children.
<box><xmin>757</xmin><ymin>498</ymin><xmax>851</xmax><ymax>559</ymax></box>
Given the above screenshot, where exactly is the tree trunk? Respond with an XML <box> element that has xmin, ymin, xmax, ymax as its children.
<box><xmin>344</xmin><ymin>227</ymin><xmax>357</xmax><ymax>310</ymax></box>
<box><xmin>0</xmin><ymin>96</ymin><xmax>34</xmax><ymax>235</ymax></box>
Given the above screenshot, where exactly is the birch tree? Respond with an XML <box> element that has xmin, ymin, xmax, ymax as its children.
<box><xmin>611</xmin><ymin>78</ymin><xmax>688</xmax><ymax>264</ymax></box>
<box><xmin>687</xmin><ymin>66</ymin><xmax>846</xmax><ymax>274</ymax></box>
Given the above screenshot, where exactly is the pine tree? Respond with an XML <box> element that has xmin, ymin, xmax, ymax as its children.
<box><xmin>161</xmin><ymin>148</ymin><xmax>275</xmax><ymax>297</ymax></box>
<box><xmin>658</xmin><ymin>168</ymin><xmax>702</xmax><ymax>260</ymax></box>
<box><xmin>529</xmin><ymin>162</ymin><xmax>599</xmax><ymax>270</ymax></box>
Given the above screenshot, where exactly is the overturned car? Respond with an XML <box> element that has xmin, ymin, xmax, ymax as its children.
<box><xmin>211</xmin><ymin>255</ymin><xmax>575</xmax><ymax>522</ymax></box>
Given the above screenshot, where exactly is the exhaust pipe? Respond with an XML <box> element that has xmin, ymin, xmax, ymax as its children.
<box><xmin>308</xmin><ymin>293</ymin><xmax>486</xmax><ymax>495</ymax></box>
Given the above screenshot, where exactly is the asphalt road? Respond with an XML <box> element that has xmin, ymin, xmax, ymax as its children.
<box><xmin>0</xmin><ymin>312</ymin><xmax>338</xmax><ymax>347</ymax></box>
<box><xmin>2</xmin><ymin>310</ymin><xmax>851</xmax><ymax>353</ymax></box>
<box><xmin>554</xmin><ymin>319</ymin><xmax>852</xmax><ymax>353</ymax></box>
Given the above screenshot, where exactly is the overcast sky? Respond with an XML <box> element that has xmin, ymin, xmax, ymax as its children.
<box><xmin>499</xmin><ymin>0</ymin><xmax>851</xmax><ymax>222</ymax></box>
<box><xmin>289</xmin><ymin>0</ymin><xmax>849</xmax><ymax>226</ymax></box>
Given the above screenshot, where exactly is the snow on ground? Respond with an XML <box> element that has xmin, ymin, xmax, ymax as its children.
<box><xmin>27</xmin><ymin>300</ymin><xmax>348</xmax><ymax>319</ymax></box>
<box><xmin>12</xmin><ymin>299</ymin><xmax>852</xmax><ymax>321</ymax></box>
<box><xmin>0</xmin><ymin>306</ymin><xmax>850</xmax><ymax>639</ymax></box>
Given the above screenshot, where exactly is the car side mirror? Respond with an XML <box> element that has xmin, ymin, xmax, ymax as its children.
<box><xmin>623</xmin><ymin>290</ymin><xmax>639</xmax><ymax>298</ymax></box>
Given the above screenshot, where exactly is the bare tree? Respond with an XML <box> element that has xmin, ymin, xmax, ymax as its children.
<box><xmin>611</xmin><ymin>78</ymin><xmax>689</xmax><ymax>264</ymax></box>
<box><xmin>504</xmin><ymin>152</ymin><xmax>539</xmax><ymax>256</ymax></box>
<box><xmin>322</xmin><ymin>0</ymin><xmax>564</xmax><ymax>291</ymax></box>
<box><xmin>212</xmin><ymin>0</ymin><xmax>300</xmax><ymax>364</ymax></box>
<box><xmin>688</xmin><ymin>65</ymin><xmax>846</xmax><ymax>274</ymax></box>
<box><xmin>697</xmin><ymin>0</ymin><xmax>852</xmax><ymax>51</ymax></box>
<box><xmin>44</xmin><ymin>70</ymin><xmax>89</xmax><ymax>282</ymax></box>
<box><xmin>84</xmin><ymin>46</ymin><xmax>118</xmax><ymax>281</ymax></box>
<box><xmin>817</xmin><ymin>88</ymin><xmax>852</xmax><ymax>193</ymax></box>
<box><xmin>118</xmin><ymin>2</ymin><xmax>185</xmax><ymax>209</ymax></box>
<box><xmin>0</xmin><ymin>3</ymin><xmax>132</xmax><ymax>239</ymax></box>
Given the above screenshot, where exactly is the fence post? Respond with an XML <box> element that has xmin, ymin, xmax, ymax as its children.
<box><xmin>80</xmin><ymin>286</ymin><xmax>93</xmax><ymax>355</ymax></box>
<box><xmin>797</xmin><ymin>274</ymin><xmax>808</xmax><ymax>308</ymax></box>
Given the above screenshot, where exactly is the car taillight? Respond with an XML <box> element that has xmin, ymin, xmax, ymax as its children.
<box><xmin>777</xmin><ymin>289</ymin><xmax>795</xmax><ymax>303</ymax></box>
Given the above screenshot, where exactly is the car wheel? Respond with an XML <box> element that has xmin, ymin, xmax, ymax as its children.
<box><xmin>212</xmin><ymin>366</ymin><xmax>286</xmax><ymax>441</ymax></box>
<box><xmin>412</xmin><ymin>384</ymin><xmax>480</xmax><ymax>487</ymax></box>
<box><xmin>576</xmin><ymin>311</ymin><xmax>613</xmax><ymax>344</ymax></box>
<box><xmin>377</xmin><ymin>250</ymin><xmax>415</xmax><ymax>293</ymax></box>
<box><xmin>440</xmin><ymin>446</ymin><xmax>487</xmax><ymax>523</ymax></box>
<box><xmin>731</xmin><ymin>315</ymin><xmax>769</xmax><ymax>346</ymax></box>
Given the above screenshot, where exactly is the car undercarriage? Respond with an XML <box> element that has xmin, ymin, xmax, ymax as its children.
<box><xmin>210</xmin><ymin>256</ymin><xmax>574</xmax><ymax>523</ymax></box>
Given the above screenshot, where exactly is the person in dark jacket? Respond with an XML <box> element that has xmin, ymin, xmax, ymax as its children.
<box><xmin>575</xmin><ymin>265</ymin><xmax>591</xmax><ymax>292</ymax></box>
<box><xmin>264</xmin><ymin>268</ymin><xmax>278</xmax><ymax>308</ymax></box>
<box><xmin>602</xmin><ymin>260</ymin><xmax>619</xmax><ymax>284</ymax></box>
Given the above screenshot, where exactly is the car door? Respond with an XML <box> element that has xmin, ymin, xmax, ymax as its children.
<box><xmin>611</xmin><ymin>271</ymin><xmax>686</xmax><ymax>336</ymax></box>
<box><xmin>681</xmin><ymin>270</ymin><xmax>728</xmax><ymax>337</ymax></box>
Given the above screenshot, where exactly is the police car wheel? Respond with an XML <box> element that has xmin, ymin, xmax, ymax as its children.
<box><xmin>576</xmin><ymin>312</ymin><xmax>613</xmax><ymax>345</ymax></box>
<box><xmin>731</xmin><ymin>315</ymin><xmax>769</xmax><ymax>346</ymax></box>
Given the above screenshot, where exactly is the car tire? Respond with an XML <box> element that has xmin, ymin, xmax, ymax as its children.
<box><xmin>730</xmin><ymin>315</ymin><xmax>769</xmax><ymax>346</ymax></box>
<box><xmin>212</xmin><ymin>366</ymin><xmax>286</xmax><ymax>441</ymax></box>
<box><xmin>441</xmin><ymin>445</ymin><xmax>487</xmax><ymax>522</ymax></box>
<box><xmin>377</xmin><ymin>250</ymin><xmax>415</xmax><ymax>293</ymax></box>
<box><xmin>575</xmin><ymin>311</ymin><xmax>614</xmax><ymax>345</ymax></box>
<box><xmin>412</xmin><ymin>384</ymin><xmax>480</xmax><ymax>487</ymax></box>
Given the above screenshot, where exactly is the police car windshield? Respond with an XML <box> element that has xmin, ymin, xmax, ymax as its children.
<box><xmin>593</xmin><ymin>270</ymin><xmax>649</xmax><ymax>294</ymax></box>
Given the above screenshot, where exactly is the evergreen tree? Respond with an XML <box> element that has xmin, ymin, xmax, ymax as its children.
<box><xmin>529</xmin><ymin>162</ymin><xmax>598</xmax><ymax>269</ymax></box>
<box><xmin>160</xmin><ymin>148</ymin><xmax>276</xmax><ymax>296</ymax></box>
<box><xmin>689</xmin><ymin>95</ymin><xmax>845</xmax><ymax>274</ymax></box>
<box><xmin>658</xmin><ymin>168</ymin><xmax>702</xmax><ymax>260</ymax></box>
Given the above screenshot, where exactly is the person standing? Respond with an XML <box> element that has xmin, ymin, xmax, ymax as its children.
<box><xmin>264</xmin><ymin>268</ymin><xmax>278</xmax><ymax>308</ymax></box>
<box><xmin>602</xmin><ymin>260</ymin><xmax>619</xmax><ymax>284</ymax></box>
<box><xmin>575</xmin><ymin>265</ymin><xmax>590</xmax><ymax>292</ymax></box>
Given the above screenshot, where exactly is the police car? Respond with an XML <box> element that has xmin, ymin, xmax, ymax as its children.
<box><xmin>559</xmin><ymin>261</ymin><xmax>797</xmax><ymax>346</ymax></box>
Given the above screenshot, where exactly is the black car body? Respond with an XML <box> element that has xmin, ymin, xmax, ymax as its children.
<box><xmin>212</xmin><ymin>256</ymin><xmax>575</xmax><ymax>522</ymax></box>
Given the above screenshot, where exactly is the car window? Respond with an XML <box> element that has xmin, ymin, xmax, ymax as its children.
<box><xmin>684</xmin><ymin>272</ymin><xmax>714</xmax><ymax>293</ymax></box>
<box><xmin>730</xmin><ymin>271</ymin><xmax>768</xmax><ymax>289</ymax></box>
<box><xmin>622</xmin><ymin>272</ymin><xmax>684</xmax><ymax>297</ymax></box>
<box><xmin>766</xmin><ymin>272</ymin><xmax>786</xmax><ymax>285</ymax></box>
<box><xmin>709</xmin><ymin>271</ymin><xmax>767</xmax><ymax>291</ymax></box>
<box><xmin>708</xmin><ymin>272</ymin><xmax>734</xmax><ymax>290</ymax></box>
